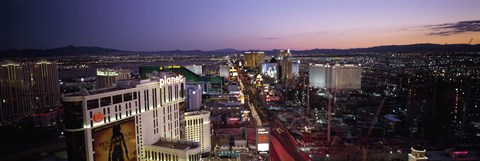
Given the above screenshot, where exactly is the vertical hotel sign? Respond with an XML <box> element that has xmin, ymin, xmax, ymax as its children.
<box><xmin>256</xmin><ymin>127</ymin><xmax>270</xmax><ymax>153</ymax></box>
<box><xmin>92</xmin><ymin>118</ymin><xmax>137</xmax><ymax>161</ymax></box>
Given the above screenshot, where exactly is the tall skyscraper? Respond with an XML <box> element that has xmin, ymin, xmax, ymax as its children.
<box><xmin>0</xmin><ymin>62</ymin><xmax>31</xmax><ymax>121</ymax></box>
<box><xmin>278</xmin><ymin>49</ymin><xmax>293</xmax><ymax>81</ymax></box>
<box><xmin>292</xmin><ymin>60</ymin><xmax>300</xmax><ymax>78</ymax></box>
<box><xmin>62</xmin><ymin>75</ymin><xmax>200</xmax><ymax>161</ymax></box>
<box><xmin>0</xmin><ymin>60</ymin><xmax>60</xmax><ymax>121</ymax></box>
<box><xmin>96</xmin><ymin>68</ymin><xmax>131</xmax><ymax>89</ymax></box>
<box><xmin>184</xmin><ymin>111</ymin><xmax>211</xmax><ymax>154</ymax></box>
<box><xmin>243</xmin><ymin>51</ymin><xmax>265</xmax><ymax>68</ymax></box>
<box><xmin>29</xmin><ymin>61</ymin><xmax>61</xmax><ymax>110</ymax></box>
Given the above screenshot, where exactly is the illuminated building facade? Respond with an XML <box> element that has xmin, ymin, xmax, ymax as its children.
<box><xmin>96</xmin><ymin>68</ymin><xmax>131</xmax><ymax>89</ymax></box>
<box><xmin>308</xmin><ymin>63</ymin><xmax>361</xmax><ymax>90</ymax></box>
<box><xmin>329</xmin><ymin>64</ymin><xmax>362</xmax><ymax>90</ymax></box>
<box><xmin>278</xmin><ymin>50</ymin><xmax>292</xmax><ymax>81</ymax></box>
<box><xmin>243</xmin><ymin>52</ymin><xmax>265</xmax><ymax>68</ymax></box>
<box><xmin>256</xmin><ymin>127</ymin><xmax>270</xmax><ymax>154</ymax></box>
<box><xmin>143</xmin><ymin>138</ymin><xmax>201</xmax><ymax>161</ymax></box>
<box><xmin>186</xmin><ymin>84</ymin><xmax>202</xmax><ymax>111</ymax></box>
<box><xmin>184</xmin><ymin>111</ymin><xmax>211</xmax><ymax>153</ymax></box>
<box><xmin>309</xmin><ymin>64</ymin><xmax>328</xmax><ymax>88</ymax></box>
<box><xmin>261</xmin><ymin>63</ymin><xmax>278</xmax><ymax>78</ymax></box>
<box><xmin>0</xmin><ymin>60</ymin><xmax>60</xmax><ymax>121</ymax></box>
<box><xmin>185</xmin><ymin>65</ymin><xmax>203</xmax><ymax>76</ymax></box>
<box><xmin>292</xmin><ymin>60</ymin><xmax>300</xmax><ymax>78</ymax></box>
<box><xmin>408</xmin><ymin>147</ymin><xmax>428</xmax><ymax>161</ymax></box>
<box><xmin>219</xmin><ymin>65</ymin><xmax>229</xmax><ymax>77</ymax></box>
<box><xmin>139</xmin><ymin>66</ymin><xmax>224</xmax><ymax>94</ymax></box>
<box><xmin>62</xmin><ymin>75</ymin><xmax>202</xmax><ymax>161</ymax></box>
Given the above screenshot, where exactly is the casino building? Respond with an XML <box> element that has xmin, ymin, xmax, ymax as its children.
<box><xmin>63</xmin><ymin>75</ymin><xmax>202</xmax><ymax>161</ymax></box>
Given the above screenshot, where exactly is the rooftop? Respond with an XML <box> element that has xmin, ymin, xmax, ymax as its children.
<box><xmin>151</xmin><ymin>138</ymin><xmax>199</xmax><ymax>150</ymax></box>
<box><xmin>64</xmin><ymin>79</ymin><xmax>152</xmax><ymax>96</ymax></box>
<box><xmin>185</xmin><ymin>110</ymin><xmax>210</xmax><ymax>116</ymax></box>
<box><xmin>139</xmin><ymin>66</ymin><xmax>224</xmax><ymax>82</ymax></box>
<box><xmin>204</xmin><ymin>101</ymin><xmax>242</xmax><ymax>107</ymax></box>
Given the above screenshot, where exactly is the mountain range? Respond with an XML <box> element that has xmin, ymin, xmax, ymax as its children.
<box><xmin>1</xmin><ymin>44</ymin><xmax>480</xmax><ymax>58</ymax></box>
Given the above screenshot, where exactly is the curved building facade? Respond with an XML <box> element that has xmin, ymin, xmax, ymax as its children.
<box><xmin>184</xmin><ymin>110</ymin><xmax>211</xmax><ymax>153</ymax></box>
<box><xmin>62</xmin><ymin>75</ymin><xmax>194</xmax><ymax>161</ymax></box>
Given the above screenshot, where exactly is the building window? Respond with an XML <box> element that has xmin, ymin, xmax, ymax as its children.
<box><xmin>100</xmin><ymin>97</ymin><xmax>111</xmax><ymax>107</ymax></box>
<box><xmin>113</xmin><ymin>94</ymin><xmax>122</xmax><ymax>104</ymax></box>
<box><xmin>124</xmin><ymin>92</ymin><xmax>133</xmax><ymax>101</ymax></box>
<box><xmin>163</xmin><ymin>87</ymin><xmax>166</xmax><ymax>103</ymax></box>
<box><xmin>169</xmin><ymin>86</ymin><xmax>173</xmax><ymax>102</ymax></box>
<box><xmin>87</xmin><ymin>99</ymin><xmax>99</xmax><ymax>109</ymax></box>
<box><xmin>181</xmin><ymin>83</ymin><xmax>185</xmax><ymax>98</ymax></box>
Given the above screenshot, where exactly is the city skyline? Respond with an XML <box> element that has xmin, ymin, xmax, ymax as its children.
<box><xmin>2</xmin><ymin>0</ymin><xmax>480</xmax><ymax>51</ymax></box>
<box><xmin>1</xmin><ymin>1</ymin><xmax>480</xmax><ymax>161</ymax></box>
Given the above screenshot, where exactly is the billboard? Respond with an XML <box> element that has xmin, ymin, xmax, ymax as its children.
<box><xmin>261</xmin><ymin>63</ymin><xmax>277</xmax><ymax>78</ymax></box>
<box><xmin>256</xmin><ymin>127</ymin><xmax>270</xmax><ymax>153</ymax></box>
<box><xmin>93</xmin><ymin>118</ymin><xmax>137</xmax><ymax>161</ymax></box>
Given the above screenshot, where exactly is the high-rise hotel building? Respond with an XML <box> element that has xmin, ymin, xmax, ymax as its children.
<box><xmin>185</xmin><ymin>84</ymin><xmax>202</xmax><ymax>111</ymax></box>
<box><xmin>96</xmin><ymin>68</ymin><xmax>131</xmax><ymax>89</ymax></box>
<box><xmin>309</xmin><ymin>64</ymin><xmax>329</xmax><ymax>88</ymax></box>
<box><xmin>243</xmin><ymin>52</ymin><xmax>265</xmax><ymax>68</ymax></box>
<box><xmin>184</xmin><ymin>111</ymin><xmax>211</xmax><ymax>153</ymax></box>
<box><xmin>309</xmin><ymin>64</ymin><xmax>361</xmax><ymax>90</ymax></box>
<box><xmin>278</xmin><ymin>50</ymin><xmax>293</xmax><ymax>81</ymax></box>
<box><xmin>0</xmin><ymin>60</ymin><xmax>60</xmax><ymax>121</ymax></box>
<box><xmin>63</xmin><ymin>75</ymin><xmax>202</xmax><ymax>161</ymax></box>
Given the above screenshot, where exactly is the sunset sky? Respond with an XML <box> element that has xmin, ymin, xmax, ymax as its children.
<box><xmin>1</xmin><ymin>0</ymin><xmax>480</xmax><ymax>50</ymax></box>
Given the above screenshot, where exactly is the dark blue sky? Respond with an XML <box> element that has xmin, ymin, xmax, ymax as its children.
<box><xmin>1</xmin><ymin>0</ymin><xmax>480</xmax><ymax>51</ymax></box>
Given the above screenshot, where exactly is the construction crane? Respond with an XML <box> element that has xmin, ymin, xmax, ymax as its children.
<box><xmin>327</xmin><ymin>95</ymin><xmax>332</xmax><ymax>145</ymax></box>
<box><xmin>362</xmin><ymin>97</ymin><xmax>387</xmax><ymax>161</ymax></box>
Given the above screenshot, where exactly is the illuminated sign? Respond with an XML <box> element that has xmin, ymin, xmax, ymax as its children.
<box><xmin>93</xmin><ymin>118</ymin><xmax>137</xmax><ymax>161</ymax></box>
<box><xmin>93</xmin><ymin>112</ymin><xmax>104</xmax><ymax>123</ymax></box>
<box><xmin>258</xmin><ymin>135</ymin><xmax>268</xmax><ymax>142</ymax></box>
<box><xmin>256</xmin><ymin>127</ymin><xmax>270</xmax><ymax>153</ymax></box>
<box><xmin>452</xmin><ymin>151</ymin><xmax>468</xmax><ymax>155</ymax></box>
<box><xmin>228</xmin><ymin>118</ymin><xmax>240</xmax><ymax>121</ymax></box>
<box><xmin>159</xmin><ymin>75</ymin><xmax>184</xmax><ymax>87</ymax></box>
<box><xmin>97</xmin><ymin>70</ymin><xmax>119</xmax><ymax>76</ymax></box>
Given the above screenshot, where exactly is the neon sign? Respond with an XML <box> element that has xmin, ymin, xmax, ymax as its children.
<box><xmin>93</xmin><ymin>112</ymin><xmax>104</xmax><ymax>123</ymax></box>
<box><xmin>452</xmin><ymin>151</ymin><xmax>468</xmax><ymax>155</ymax></box>
<box><xmin>159</xmin><ymin>75</ymin><xmax>184</xmax><ymax>87</ymax></box>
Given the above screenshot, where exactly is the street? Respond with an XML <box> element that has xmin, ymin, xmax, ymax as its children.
<box><xmin>234</xmin><ymin>63</ymin><xmax>310</xmax><ymax>161</ymax></box>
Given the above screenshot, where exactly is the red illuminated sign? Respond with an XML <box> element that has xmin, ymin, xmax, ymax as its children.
<box><xmin>228</xmin><ymin>118</ymin><xmax>240</xmax><ymax>121</ymax></box>
<box><xmin>258</xmin><ymin>134</ymin><xmax>269</xmax><ymax>143</ymax></box>
<box><xmin>452</xmin><ymin>151</ymin><xmax>468</xmax><ymax>155</ymax></box>
<box><xmin>93</xmin><ymin>112</ymin><xmax>104</xmax><ymax>123</ymax></box>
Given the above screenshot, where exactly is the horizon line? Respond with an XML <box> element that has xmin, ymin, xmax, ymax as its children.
<box><xmin>1</xmin><ymin>42</ymin><xmax>479</xmax><ymax>52</ymax></box>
